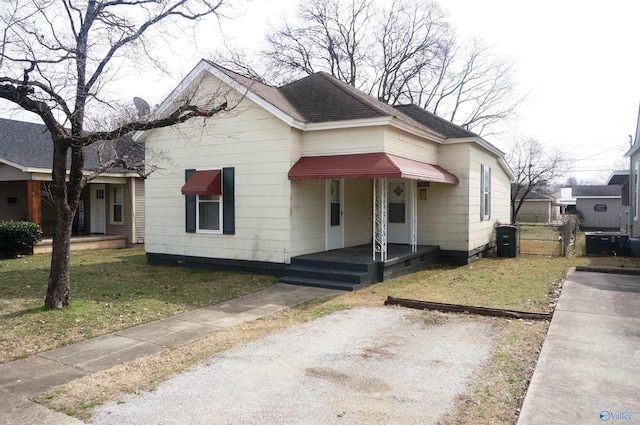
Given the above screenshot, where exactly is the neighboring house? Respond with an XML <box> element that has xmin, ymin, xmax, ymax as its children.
<box><xmin>511</xmin><ymin>184</ymin><xmax>561</xmax><ymax>224</ymax></box>
<box><xmin>0</xmin><ymin>118</ymin><xmax>145</xmax><ymax>244</ymax></box>
<box><xmin>139</xmin><ymin>60</ymin><xmax>514</xmax><ymax>288</ymax></box>
<box><xmin>572</xmin><ymin>185</ymin><xmax>622</xmax><ymax>230</ymax></box>
<box><xmin>624</xmin><ymin>103</ymin><xmax>640</xmax><ymax>237</ymax></box>
<box><xmin>558</xmin><ymin>187</ymin><xmax>576</xmax><ymax>213</ymax></box>
<box><xmin>607</xmin><ymin>170</ymin><xmax>629</xmax><ymax>233</ymax></box>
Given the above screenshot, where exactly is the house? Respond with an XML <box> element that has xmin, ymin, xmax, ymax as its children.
<box><xmin>607</xmin><ymin>170</ymin><xmax>630</xmax><ymax>233</ymax></box>
<box><xmin>139</xmin><ymin>60</ymin><xmax>514</xmax><ymax>290</ymax></box>
<box><xmin>0</xmin><ymin>118</ymin><xmax>145</xmax><ymax>249</ymax></box>
<box><xmin>511</xmin><ymin>184</ymin><xmax>562</xmax><ymax>224</ymax></box>
<box><xmin>624</xmin><ymin>103</ymin><xmax>640</xmax><ymax>237</ymax></box>
<box><xmin>572</xmin><ymin>185</ymin><xmax>622</xmax><ymax>230</ymax></box>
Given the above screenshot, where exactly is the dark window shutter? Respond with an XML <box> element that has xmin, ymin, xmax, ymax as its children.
<box><xmin>222</xmin><ymin>167</ymin><xmax>235</xmax><ymax>234</ymax></box>
<box><xmin>185</xmin><ymin>169</ymin><xmax>196</xmax><ymax>233</ymax></box>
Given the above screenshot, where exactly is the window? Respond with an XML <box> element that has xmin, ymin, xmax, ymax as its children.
<box><xmin>197</xmin><ymin>194</ymin><xmax>221</xmax><ymax>232</ymax></box>
<box><xmin>388</xmin><ymin>182</ymin><xmax>406</xmax><ymax>223</ymax></box>
<box><xmin>184</xmin><ymin>168</ymin><xmax>235</xmax><ymax>234</ymax></box>
<box><xmin>480</xmin><ymin>165</ymin><xmax>491</xmax><ymax>220</ymax></box>
<box><xmin>111</xmin><ymin>185</ymin><xmax>124</xmax><ymax>224</ymax></box>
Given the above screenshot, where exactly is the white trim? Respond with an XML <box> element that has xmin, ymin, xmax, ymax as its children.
<box><xmin>130</xmin><ymin>177</ymin><xmax>136</xmax><ymax>242</ymax></box>
<box><xmin>195</xmin><ymin>194</ymin><xmax>223</xmax><ymax>234</ymax></box>
<box><xmin>110</xmin><ymin>184</ymin><xmax>125</xmax><ymax>225</ymax></box>
<box><xmin>191</xmin><ymin>166</ymin><xmax>224</xmax><ymax>234</ymax></box>
<box><xmin>325</xmin><ymin>179</ymin><xmax>344</xmax><ymax>250</ymax></box>
<box><xmin>373</xmin><ymin>177</ymin><xmax>388</xmax><ymax>261</ymax></box>
<box><xmin>635</xmin><ymin>161</ymin><xmax>639</xmax><ymax>222</ymax></box>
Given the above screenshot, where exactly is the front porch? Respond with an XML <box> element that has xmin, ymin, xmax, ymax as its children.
<box><xmin>34</xmin><ymin>235</ymin><xmax>128</xmax><ymax>254</ymax></box>
<box><xmin>280</xmin><ymin>244</ymin><xmax>440</xmax><ymax>291</ymax></box>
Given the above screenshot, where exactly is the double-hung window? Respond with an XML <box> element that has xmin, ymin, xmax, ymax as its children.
<box><xmin>111</xmin><ymin>185</ymin><xmax>124</xmax><ymax>224</ymax></box>
<box><xmin>182</xmin><ymin>168</ymin><xmax>235</xmax><ymax>234</ymax></box>
<box><xmin>197</xmin><ymin>194</ymin><xmax>221</xmax><ymax>232</ymax></box>
<box><xmin>480</xmin><ymin>165</ymin><xmax>491</xmax><ymax>220</ymax></box>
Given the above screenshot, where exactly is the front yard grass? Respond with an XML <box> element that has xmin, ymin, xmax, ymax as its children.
<box><xmin>0</xmin><ymin>246</ymin><xmax>276</xmax><ymax>364</ymax></box>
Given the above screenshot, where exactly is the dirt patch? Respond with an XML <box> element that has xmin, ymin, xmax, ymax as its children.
<box><xmin>90</xmin><ymin>307</ymin><xmax>496</xmax><ymax>424</ymax></box>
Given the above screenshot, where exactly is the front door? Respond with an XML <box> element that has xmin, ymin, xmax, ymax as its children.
<box><xmin>90</xmin><ymin>184</ymin><xmax>106</xmax><ymax>234</ymax></box>
<box><xmin>388</xmin><ymin>179</ymin><xmax>410</xmax><ymax>244</ymax></box>
<box><xmin>326</xmin><ymin>179</ymin><xmax>344</xmax><ymax>250</ymax></box>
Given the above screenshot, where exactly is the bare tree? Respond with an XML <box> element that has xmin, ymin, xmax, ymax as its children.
<box><xmin>0</xmin><ymin>0</ymin><xmax>231</xmax><ymax>309</ymax></box>
<box><xmin>263</xmin><ymin>0</ymin><xmax>374</xmax><ymax>88</ymax></box>
<box><xmin>416</xmin><ymin>40</ymin><xmax>522</xmax><ymax>135</ymax></box>
<box><xmin>243</xmin><ymin>0</ymin><xmax>521</xmax><ymax>135</ymax></box>
<box><xmin>508</xmin><ymin>137</ymin><xmax>572</xmax><ymax>224</ymax></box>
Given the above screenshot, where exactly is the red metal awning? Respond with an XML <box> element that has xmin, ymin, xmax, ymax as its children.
<box><xmin>181</xmin><ymin>169</ymin><xmax>222</xmax><ymax>195</ymax></box>
<box><xmin>288</xmin><ymin>153</ymin><xmax>458</xmax><ymax>184</ymax></box>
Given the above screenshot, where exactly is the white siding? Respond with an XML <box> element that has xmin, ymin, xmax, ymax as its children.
<box><xmin>383</xmin><ymin>127</ymin><xmax>439</xmax><ymax>163</ymax></box>
<box><xmin>344</xmin><ymin>178</ymin><xmax>372</xmax><ymax>247</ymax></box>
<box><xmin>0</xmin><ymin>164</ymin><xmax>27</xmax><ymax>181</ymax></box>
<box><xmin>145</xmin><ymin>74</ymin><xmax>295</xmax><ymax>263</ymax></box>
<box><xmin>301</xmin><ymin>126</ymin><xmax>385</xmax><ymax>156</ymax></box>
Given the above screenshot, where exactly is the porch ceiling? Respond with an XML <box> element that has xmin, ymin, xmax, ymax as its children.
<box><xmin>288</xmin><ymin>152</ymin><xmax>458</xmax><ymax>184</ymax></box>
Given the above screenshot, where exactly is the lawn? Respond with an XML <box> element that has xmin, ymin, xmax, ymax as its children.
<box><xmin>0</xmin><ymin>246</ymin><xmax>276</xmax><ymax>363</ymax></box>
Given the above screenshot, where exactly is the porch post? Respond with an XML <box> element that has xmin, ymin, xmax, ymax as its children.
<box><xmin>410</xmin><ymin>180</ymin><xmax>417</xmax><ymax>252</ymax></box>
<box><xmin>373</xmin><ymin>177</ymin><xmax>387</xmax><ymax>261</ymax></box>
<box><xmin>27</xmin><ymin>180</ymin><xmax>42</xmax><ymax>226</ymax></box>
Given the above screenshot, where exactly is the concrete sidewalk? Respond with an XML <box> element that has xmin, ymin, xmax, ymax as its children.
<box><xmin>0</xmin><ymin>283</ymin><xmax>341</xmax><ymax>425</ymax></box>
<box><xmin>518</xmin><ymin>268</ymin><xmax>640</xmax><ymax>424</ymax></box>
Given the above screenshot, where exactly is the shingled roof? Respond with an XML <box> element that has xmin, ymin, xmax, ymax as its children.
<box><xmin>572</xmin><ymin>185</ymin><xmax>621</xmax><ymax>197</ymax></box>
<box><xmin>205</xmin><ymin>61</ymin><xmax>481</xmax><ymax>141</ymax></box>
<box><xmin>0</xmin><ymin>117</ymin><xmax>140</xmax><ymax>172</ymax></box>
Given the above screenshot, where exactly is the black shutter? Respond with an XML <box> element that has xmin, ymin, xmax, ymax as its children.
<box><xmin>185</xmin><ymin>169</ymin><xmax>196</xmax><ymax>233</ymax></box>
<box><xmin>222</xmin><ymin>167</ymin><xmax>235</xmax><ymax>234</ymax></box>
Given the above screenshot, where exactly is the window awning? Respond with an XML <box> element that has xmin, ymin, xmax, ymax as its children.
<box><xmin>288</xmin><ymin>153</ymin><xmax>458</xmax><ymax>184</ymax></box>
<box><xmin>181</xmin><ymin>169</ymin><xmax>222</xmax><ymax>195</ymax></box>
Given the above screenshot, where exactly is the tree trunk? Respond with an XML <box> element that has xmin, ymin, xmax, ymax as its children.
<box><xmin>44</xmin><ymin>205</ymin><xmax>74</xmax><ymax>308</ymax></box>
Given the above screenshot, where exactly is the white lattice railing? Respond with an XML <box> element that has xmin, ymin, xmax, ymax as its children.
<box><xmin>373</xmin><ymin>177</ymin><xmax>388</xmax><ymax>261</ymax></box>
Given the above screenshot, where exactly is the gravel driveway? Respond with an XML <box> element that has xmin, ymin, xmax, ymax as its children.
<box><xmin>91</xmin><ymin>307</ymin><xmax>495</xmax><ymax>425</ymax></box>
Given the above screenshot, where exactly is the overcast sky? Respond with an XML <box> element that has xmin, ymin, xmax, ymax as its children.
<box><xmin>2</xmin><ymin>0</ymin><xmax>638</xmax><ymax>185</ymax></box>
<box><xmin>218</xmin><ymin>0</ymin><xmax>640</xmax><ymax>184</ymax></box>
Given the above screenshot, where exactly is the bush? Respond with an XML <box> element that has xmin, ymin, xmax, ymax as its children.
<box><xmin>0</xmin><ymin>221</ymin><xmax>43</xmax><ymax>258</ymax></box>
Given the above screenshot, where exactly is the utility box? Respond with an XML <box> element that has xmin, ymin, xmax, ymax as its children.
<box><xmin>496</xmin><ymin>225</ymin><xmax>518</xmax><ymax>258</ymax></box>
<box><xmin>585</xmin><ymin>233</ymin><xmax>629</xmax><ymax>256</ymax></box>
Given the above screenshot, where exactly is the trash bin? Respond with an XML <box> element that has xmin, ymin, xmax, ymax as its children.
<box><xmin>496</xmin><ymin>225</ymin><xmax>518</xmax><ymax>258</ymax></box>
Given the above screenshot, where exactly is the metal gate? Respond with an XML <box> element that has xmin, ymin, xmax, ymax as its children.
<box><xmin>517</xmin><ymin>223</ymin><xmax>571</xmax><ymax>256</ymax></box>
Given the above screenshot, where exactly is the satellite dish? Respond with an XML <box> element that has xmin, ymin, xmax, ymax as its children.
<box><xmin>133</xmin><ymin>96</ymin><xmax>151</xmax><ymax>117</ymax></box>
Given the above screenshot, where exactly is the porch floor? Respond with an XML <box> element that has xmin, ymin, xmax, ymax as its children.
<box><xmin>280</xmin><ymin>244</ymin><xmax>440</xmax><ymax>291</ymax></box>
<box><xmin>34</xmin><ymin>235</ymin><xmax>128</xmax><ymax>254</ymax></box>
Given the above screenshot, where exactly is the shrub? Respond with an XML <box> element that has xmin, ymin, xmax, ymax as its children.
<box><xmin>0</xmin><ymin>221</ymin><xmax>43</xmax><ymax>258</ymax></box>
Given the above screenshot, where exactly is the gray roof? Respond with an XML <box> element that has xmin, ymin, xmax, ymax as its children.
<box><xmin>0</xmin><ymin>117</ymin><xmax>139</xmax><ymax>172</ymax></box>
<box><xmin>572</xmin><ymin>185</ymin><xmax>621</xmax><ymax>197</ymax></box>
<box><xmin>209</xmin><ymin>61</ymin><xmax>480</xmax><ymax>140</ymax></box>
<box><xmin>511</xmin><ymin>183</ymin><xmax>555</xmax><ymax>201</ymax></box>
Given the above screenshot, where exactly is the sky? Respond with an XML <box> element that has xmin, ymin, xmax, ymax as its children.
<box><xmin>2</xmin><ymin>0</ymin><xmax>639</xmax><ymax>185</ymax></box>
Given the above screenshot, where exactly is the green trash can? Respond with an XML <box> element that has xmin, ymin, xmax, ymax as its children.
<box><xmin>496</xmin><ymin>225</ymin><xmax>518</xmax><ymax>258</ymax></box>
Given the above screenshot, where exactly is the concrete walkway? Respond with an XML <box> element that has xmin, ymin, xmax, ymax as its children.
<box><xmin>518</xmin><ymin>268</ymin><xmax>640</xmax><ymax>425</ymax></box>
<box><xmin>0</xmin><ymin>283</ymin><xmax>341</xmax><ymax>425</ymax></box>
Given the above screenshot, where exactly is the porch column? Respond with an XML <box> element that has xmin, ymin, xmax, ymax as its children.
<box><xmin>410</xmin><ymin>180</ymin><xmax>417</xmax><ymax>252</ymax></box>
<box><xmin>27</xmin><ymin>180</ymin><xmax>41</xmax><ymax>226</ymax></box>
<box><xmin>373</xmin><ymin>177</ymin><xmax>387</xmax><ymax>261</ymax></box>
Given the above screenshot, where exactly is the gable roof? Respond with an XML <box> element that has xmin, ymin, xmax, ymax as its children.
<box><xmin>0</xmin><ymin>117</ymin><xmax>140</xmax><ymax>173</ymax></box>
<box><xmin>146</xmin><ymin>60</ymin><xmax>513</xmax><ymax>178</ymax></box>
<box><xmin>572</xmin><ymin>185</ymin><xmax>621</xmax><ymax>198</ymax></box>
<box><xmin>511</xmin><ymin>183</ymin><xmax>556</xmax><ymax>201</ymax></box>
